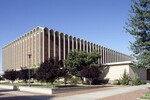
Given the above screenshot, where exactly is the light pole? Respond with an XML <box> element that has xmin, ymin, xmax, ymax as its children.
<box><xmin>28</xmin><ymin>54</ymin><xmax>31</xmax><ymax>87</ymax></box>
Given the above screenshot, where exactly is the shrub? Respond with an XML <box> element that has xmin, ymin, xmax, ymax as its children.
<box><xmin>112</xmin><ymin>79</ymin><xmax>120</xmax><ymax>85</ymax></box>
<box><xmin>3</xmin><ymin>70</ymin><xmax>17</xmax><ymax>84</ymax></box>
<box><xmin>80</xmin><ymin>66</ymin><xmax>101</xmax><ymax>85</ymax></box>
<box><xmin>69</xmin><ymin>77</ymin><xmax>81</xmax><ymax>85</ymax></box>
<box><xmin>132</xmin><ymin>74</ymin><xmax>142</xmax><ymax>85</ymax></box>
<box><xmin>0</xmin><ymin>76</ymin><xmax>3</xmax><ymax>81</ymax></box>
<box><xmin>119</xmin><ymin>69</ymin><xmax>129</xmax><ymax>85</ymax></box>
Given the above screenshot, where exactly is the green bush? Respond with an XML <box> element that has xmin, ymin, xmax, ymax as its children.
<box><xmin>132</xmin><ymin>74</ymin><xmax>142</xmax><ymax>85</ymax></box>
<box><xmin>112</xmin><ymin>79</ymin><xmax>120</xmax><ymax>85</ymax></box>
<box><xmin>119</xmin><ymin>69</ymin><xmax>129</xmax><ymax>85</ymax></box>
<box><xmin>69</xmin><ymin>77</ymin><xmax>81</xmax><ymax>85</ymax></box>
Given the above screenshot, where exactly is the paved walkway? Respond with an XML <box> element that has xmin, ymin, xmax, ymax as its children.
<box><xmin>100</xmin><ymin>89</ymin><xmax>149</xmax><ymax>100</ymax></box>
<box><xmin>0</xmin><ymin>84</ymin><xmax>149</xmax><ymax>100</ymax></box>
<box><xmin>53</xmin><ymin>85</ymin><xmax>150</xmax><ymax>100</ymax></box>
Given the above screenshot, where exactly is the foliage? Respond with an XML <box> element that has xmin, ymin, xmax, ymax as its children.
<box><xmin>132</xmin><ymin>74</ymin><xmax>142</xmax><ymax>85</ymax></box>
<box><xmin>80</xmin><ymin>65</ymin><xmax>101</xmax><ymax>85</ymax></box>
<box><xmin>64</xmin><ymin>51</ymin><xmax>88</xmax><ymax>77</ymax></box>
<box><xmin>36</xmin><ymin>58</ymin><xmax>67</xmax><ymax>85</ymax></box>
<box><xmin>3</xmin><ymin>69</ymin><xmax>17</xmax><ymax>84</ymax></box>
<box><xmin>125</xmin><ymin>0</ymin><xmax>150</xmax><ymax>67</ymax></box>
<box><xmin>69</xmin><ymin>77</ymin><xmax>81</xmax><ymax>85</ymax></box>
<box><xmin>64</xmin><ymin>50</ymin><xmax>100</xmax><ymax>77</ymax></box>
<box><xmin>0</xmin><ymin>75</ymin><xmax>3</xmax><ymax>81</ymax></box>
<box><xmin>18</xmin><ymin>67</ymin><xmax>29</xmax><ymax>83</ymax></box>
<box><xmin>119</xmin><ymin>69</ymin><xmax>129</xmax><ymax>85</ymax></box>
<box><xmin>140</xmin><ymin>92</ymin><xmax>150</xmax><ymax>99</ymax></box>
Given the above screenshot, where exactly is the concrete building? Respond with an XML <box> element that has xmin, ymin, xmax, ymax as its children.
<box><xmin>2</xmin><ymin>26</ymin><xmax>133</xmax><ymax>71</ymax></box>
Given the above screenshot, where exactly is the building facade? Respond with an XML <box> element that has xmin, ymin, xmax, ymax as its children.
<box><xmin>2</xmin><ymin>27</ymin><xmax>133</xmax><ymax>71</ymax></box>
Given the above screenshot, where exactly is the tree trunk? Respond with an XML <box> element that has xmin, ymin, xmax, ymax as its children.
<box><xmin>89</xmin><ymin>78</ymin><xmax>92</xmax><ymax>85</ymax></box>
<box><xmin>80</xmin><ymin>77</ymin><xmax>84</xmax><ymax>84</ymax></box>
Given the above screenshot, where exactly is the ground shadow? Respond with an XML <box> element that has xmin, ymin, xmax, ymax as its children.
<box><xmin>0</xmin><ymin>89</ymin><xmax>55</xmax><ymax>100</ymax></box>
<box><xmin>0</xmin><ymin>95</ymin><xmax>55</xmax><ymax>100</ymax></box>
<box><xmin>53</xmin><ymin>85</ymin><xmax>113</xmax><ymax>94</ymax></box>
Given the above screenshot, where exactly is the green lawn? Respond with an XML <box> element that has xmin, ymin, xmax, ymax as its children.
<box><xmin>140</xmin><ymin>92</ymin><xmax>150</xmax><ymax>100</ymax></box>
<box><xmin>0</xmin><ymin>82</ymin><xmax>80</xmax><ymax>88</ymax></box>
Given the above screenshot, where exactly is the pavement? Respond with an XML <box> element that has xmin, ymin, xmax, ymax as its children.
<box><xmin>53</xmin><ymin>84</ymin><xmax>150</xmax><ymax>100</ymax></box>
<box><xmin>0</xmin><ymin>84</ymin><xmax>149</xmax><ymax>100</ymax></box>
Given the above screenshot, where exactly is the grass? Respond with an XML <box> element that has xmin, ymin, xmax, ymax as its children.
<box><xmin>0</xmin><ymin>82</ymin><xmax>81</xmax><ymax>88</ymax></box>
<box><xmin>140</xmin><ymin>92</ymin><xmax>150</xmax><ymax>100</ymax></box>
<box><xmin>0</xmin><ymin>81</ymin><xmax>111</xmax><ymax>89</ymax></box>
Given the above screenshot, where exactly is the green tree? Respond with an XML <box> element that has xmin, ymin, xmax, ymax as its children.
<box><xmin>3</xmin><ymin>70</ymin><xmax>17</xmax><ymax>84</ymax></box>
<box><xmin>0</xmin><ymin>75</ymin><xmax>3</xmax><ymax>81</ymax></box>
<box><xmin>125</xmin><ymin>0</ymin><xmax>150</xmax><ymax>67</ymax></box>
<box><xmin>80</xmin><ymin>65</ymin><xmax>101</xmax><ymax>85</ymax></box>
<box><xmin>36</xmin><ymin>58</ymin><xmax>67</xmax><ymax>85</ymax></box>
<box><xmin>119</xmin><ymin>69</ymin><xmax>129</xmax><ymax>85</ymax></box>
<box><xmin>64</xmin><ymin>51</ymin><xmax>88</xmax><ymax>77</ymax></box>
<box><xmin>64</xmin><ymin>50</ymin><xmax>101</xmax><ymax>81</ymax></box>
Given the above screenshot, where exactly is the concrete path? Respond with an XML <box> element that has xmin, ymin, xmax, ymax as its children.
<box><xmin>53</xmin><ymin>85</ymin><xmax>150</xmax><ymax>100</ymax></box>
<box><xmin>0</xmin><ymin>88</ymin><xmax>54</xmax><ymax>100</ymax></box>
<box><xmin>0</xmin><ymin>84</ymin><xmax>149</xmax><ymax>100</ymax></box>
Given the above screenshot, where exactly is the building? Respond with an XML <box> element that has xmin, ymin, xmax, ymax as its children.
<box><xmin>2</xmin><ymin>26</ymin><xmax>133</xmax><ymax>71</ymax></box>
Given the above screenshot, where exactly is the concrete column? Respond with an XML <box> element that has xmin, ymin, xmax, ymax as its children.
<box><xmin>72</xmin><ymin>37</ymin><xmax>74</xmax><ymax>51</ymax></box>
<box><xmin>48</xmin><ymin>30</ymin><xmax>50</xmax><ymax>59</ymax></box>
<box><xmin>35</xmin><ymin>33</ymin><xmax>37</xmax><ymax>65</ymax></box>
<box><xmin>59</xmin><ymin>33</ymin><xmax>61</xmax><ymax>60</ymax></box>
<box><xmin>54</xmin><ymin>31</ymin><xmax>56</xmax><ymax>58</ymax></box>
<box><xmin>89</xmin><ymin>42</ymin><xmax>91</xmax><ymax>52</ymax></box>
<box><xmin>68</xmin><ymin>35</ymin><xmax>70</xmax><ymax>53</ymax></box>
<box><xmin>42</xmin><ymin>30</ymin><xmax>44</xmax><ymax>62</ymax></box>
<box><xmin>80</xmin><ymin>39</ymin><xmax>81</xmax><ymax>51</ymax></box>
<box><xmin>32</xmin><ymin>34</ymin><xmax>34</xmax><ymax>66</ymax></box>
<box><xmin>86</xmin><ymin>41</ymin><xmax>88</xmax><ymax>53</ymax></box>
<box><xmin>20</xmin><ymin>41</ymin><xmax>22</xmax><ymax>67</ymax></box>
<box><xmin>76</xmin><ymin>38</ymin><xmax>78</xmax><ymax>51</ymax></box>
<box><xmin>18</xmin><ymin>41</ymin><xmax>20</xmax><ymax>68</ymax></box>
<box><xmin>83</xmin><ymin>40</ymin><xmax>85</xmax><ymax>51</ymax></box>
<box><xmin>63</xmin><ymin>34</ymin><xmax>66</xmax><ymax>60</ymax></box>
<box><xmin>97</xmin><ymin>45</ymin><xmax>100</xmax><ymax>64</ymax></box>
<box><xmin>39</xmin><ymin>32</ymin><xmax>41</xmax><ymax>64</ymax></box>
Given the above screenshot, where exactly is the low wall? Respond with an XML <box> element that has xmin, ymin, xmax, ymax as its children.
<box><xmin>0</xmin><ymin>85</ymin><xmax>52</xmax><ymax>95</ymax></box>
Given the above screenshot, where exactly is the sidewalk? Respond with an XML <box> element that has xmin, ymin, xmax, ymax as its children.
<box><xmin>53</xmin><ymin>84</ymin><xmax>150</xmax><ymax>100</ymax></box>
<box><xmin>0</xmin><ymin>84</ymin><xmax>149</xmax><ymax>100</ymax></box>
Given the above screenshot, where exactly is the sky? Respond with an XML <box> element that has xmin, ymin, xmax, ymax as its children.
<box><xmin>0</xmin><ymin>0</ymin><xmax>134</xmax><ymax>73</ymax></box>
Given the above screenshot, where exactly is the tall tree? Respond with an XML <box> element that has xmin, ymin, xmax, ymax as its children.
<box><xmin>80</xmin><ymin>65</ymin><xmax>101</xmax><ymax>85</ymax></box>
<box><xmin>3</xmin><ymin>70</ymin><xmax>17</xmax><ymax>84</ymax></box>
<box><xmin>18</xmin><ymin>67</ymin><xmax>29</xmax><ymax>84</ymax></box>
<box><xmin>64</xmin><ymin>50</ymin><xmax>100</xmax><ymax>78</ymax></box>
<box><xmin>36</xmin><ymin>58</ymin><xmax>67</xmax><ymax>85</ymax></box>
<box><xmin>125</xmin><ymin>0</ymin><xmax>150</xmax><ymax>67</ymax></box>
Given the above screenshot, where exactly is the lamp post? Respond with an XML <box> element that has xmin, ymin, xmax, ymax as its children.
<box><xmin>28</xmin><ymin>54</ymin><xmax>31</xmax><ymax>87</ymax></box>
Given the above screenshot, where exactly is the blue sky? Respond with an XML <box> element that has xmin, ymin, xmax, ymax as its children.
<box><xmin>0</xmin><ymin>0</ymin><xmax>134</xmax><ymax>73</ymax></box>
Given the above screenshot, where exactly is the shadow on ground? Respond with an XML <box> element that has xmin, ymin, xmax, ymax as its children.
<box><xmin>53</xmin><ymin>85</ymin><xmax>113</xmax><ymax>94</ymax></box>
<box><xmin>0</xmin><ymin>89</ymin><xmax>55</xmax><ymax>100</ymax></box>
<box><xmin>0</xmin><ymin>95</ymin><xmax>55</xmax><ymax>100</ymax></box>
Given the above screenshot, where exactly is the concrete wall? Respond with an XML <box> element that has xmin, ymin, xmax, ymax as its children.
<box><xmin>129</xmin><ymin>66</ymin><xmax>147</xmax><ymax>82</ymax></box>
<box><xmin>100</xmin><ymin>64</ymin><xmax>130</xmax><ymax>81</ymax></box>
<box><xmin>100</xmin><ymin>61</ymin><xmax>147</xmax><ymax>82</ymax></box>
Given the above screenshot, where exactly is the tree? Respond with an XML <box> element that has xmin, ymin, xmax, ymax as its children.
<box><xmin>119</xmin><ymin>69</ymin><xmax>129</xmax><ymax>85</ymax></box>
<box><xmin>125</xmin><ymin>0</ymin><xmax>150</xmax><ymax>67</ymax></box>
<box><xmin>80</xmin><ymin>65</ymin><xmax>101</xmax><ymax>85</ymax></box>
<box><xmin>36</xmin><ymin>58</ymin><xmax>67</xmax><ymax>85</ymax></box>
<box><xmin>3</xmin><ymin>70</ymin><xmax>17</xmax><ymax>84</ymax></box>
<box><xmin>64</xmin><ymin>51</ymin><xmax>88</xmax><ymax>77</ymax></box>
<box><xmin>0</xmin><ymin>75</ymin><xmax>3</xmax><ymax>81</ymax></box>
<box><xmin>64</xmin><ymin>50</ymin><xmax>101</xmax><ymax>82</ymax></box>
<box><xmin>18</xmin><ymin>67</ymin><xmax>29</xmax><ymax>84</ymax></box>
